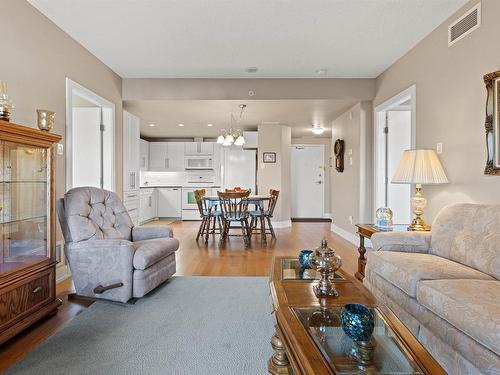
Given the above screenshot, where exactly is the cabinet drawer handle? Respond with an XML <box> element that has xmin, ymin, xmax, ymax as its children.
<box><xmin>32</xmin><ymin>286</ymin><xmax>42</xmax><ymax>294</ymax></box>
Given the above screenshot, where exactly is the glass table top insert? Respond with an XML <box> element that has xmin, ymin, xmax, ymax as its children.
<box><xmin>281</xmin><ymin>258</ymin><xmax>344</xmax><ymax>281</ymax></box>
<box><xmin>293</xmin><ymin>307</ymin><xmax>424</xmax><ymax>374</ymax></box>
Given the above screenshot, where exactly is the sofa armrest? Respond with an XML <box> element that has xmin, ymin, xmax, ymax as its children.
<box><xmin>370</xmin><ymin>231</ymin><xmax>431</xmax><ymax>253</ymax></box>
<box><xmin>66</xmin><ymin>240</ymin><xmax>135</xmax><ymax>302</ymax></box>
<box><xmin>132</xmin><ymin>226</ymin><xmax>173</xmax><ymax>241</ymax></box>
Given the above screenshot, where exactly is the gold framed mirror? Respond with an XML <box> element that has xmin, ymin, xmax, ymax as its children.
<box><xmin>484</xmin><ymin>70</ymin><xmax>500</xmax><ymax>175</ymax></box>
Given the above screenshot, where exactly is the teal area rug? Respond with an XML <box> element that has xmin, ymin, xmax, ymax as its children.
<box><xmin>7</xmin><ymin>277</ymin><xmax>274</xmax><ymax>375</ymax></box>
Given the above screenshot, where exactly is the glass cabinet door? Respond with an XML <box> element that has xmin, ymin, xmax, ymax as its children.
<box><xmin>1</xmin><ymin>141</ymin><xmax>50</xmax><ymax>274</ymax></box>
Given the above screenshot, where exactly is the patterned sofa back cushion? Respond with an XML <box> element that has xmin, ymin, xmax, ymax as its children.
<box><xmin>431</xmin><ymin>203</ymin><xmax>500</xmax><ymax>279</ymax></box>
<box><xmin>64</xmin><ymin>187</ymin><xmax>133</xmax><ymax>243</ymax></box>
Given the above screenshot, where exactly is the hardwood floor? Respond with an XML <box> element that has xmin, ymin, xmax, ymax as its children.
<box><xmin>0</xmin><ymin>221</ymin><xmax>358</xmax><ymax>372</ymax></box>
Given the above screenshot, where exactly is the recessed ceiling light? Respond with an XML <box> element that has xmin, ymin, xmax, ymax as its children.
<box><xmin>178</xmin><ymin>123</ymin><xmax>185</xmax><ymax>127</ymax></box>
<box><xmin>207</xmin><ymin>123</ymin><xmax>213</xmax><ymax>127</ymax></box>
<box><xmin>245</xmin><ymin>67</ymin><xmax>259</xmax><ymax>73</ymax></box>
<box><xmin>148</xmin><ymin>123</ymin><xmax>155</xmax><ymax>127</ymax></box>
<box><xmin>316</xmin><ymin>68</ymin><xmax>328</xmax><ymax>76</ymax></box>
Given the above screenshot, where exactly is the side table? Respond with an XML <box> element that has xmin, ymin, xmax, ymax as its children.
<box><xmin>355</xmin><ymin>224</ymin><xmax>408</xmax><ymax>281</ymax></box>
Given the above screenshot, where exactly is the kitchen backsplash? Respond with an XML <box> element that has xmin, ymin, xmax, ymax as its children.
<box><xmin>140</xmin><ymin>171</ymin><xmax>220</xmax><ymax>187</ymax></box>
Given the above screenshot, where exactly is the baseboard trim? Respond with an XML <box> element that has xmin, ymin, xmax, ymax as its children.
<box><xmin>330</xmin><ymin>224</ymin><xmax>358</xmax><ymax>246</ymax></box>
<box><xmin>291</xmin><ymin>218</ymin><xmax>332</xmax><ymax>222</ymax></box>
<box><xmin>271</xmin><ymin>220</ymin><xmax>292</xmax><ymax>228</ymax></box>
<box><xmin>331</xmin><ymin>224</ymin><xmax>372</xmax><ymax>247</ymax></box>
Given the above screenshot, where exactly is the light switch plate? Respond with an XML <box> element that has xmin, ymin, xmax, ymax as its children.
<box><xmin>436</xmin><ymin>142</ymin><xmax>443</xmax><ymax>154</ymax></box>
<box><xmin>57</xmin><ymin>143</ymin><xmax>64</xmax><ymax>155</ymax></box>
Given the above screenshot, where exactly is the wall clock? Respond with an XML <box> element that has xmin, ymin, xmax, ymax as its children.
<box><xmin>334</xmin><ymin>139</ymin><xmax>345</xmax><ymax>172</ymax></box>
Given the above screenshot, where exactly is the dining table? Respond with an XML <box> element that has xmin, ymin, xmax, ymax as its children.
<box><xmin>202</xmin><ymin>195</ymin><xmax>272</xmax><ymax>241</ymax></box>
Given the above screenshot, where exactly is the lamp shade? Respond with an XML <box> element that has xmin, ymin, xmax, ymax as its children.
<box><xmin>392</xmin><ymin>149</ymin><xmax>448</xmax><ymax>184</ymax></box>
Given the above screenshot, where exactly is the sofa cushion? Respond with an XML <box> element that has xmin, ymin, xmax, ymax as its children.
<box><xmin>366</xmin><ymin>268</ymin><xmax>500</xmax><ymax>374</ymax></box>
<box><xmin>431</xmin><ymin>203</ymin><xmax>500</xmax><ymax>279</ymax></box>
<box><xmin>417</xmin><ymin>279</ymin><xmax>500</xmax><ymax>356</ymax></box>
<box><xmin>133</xmin><ymin>238</ymin><xmax>179</xmax><ymax>270</ymax></box>
<box><xmin>367</xmin><ymin>251</ymin><xmax>494</xmax><ymax>297</ymax></box>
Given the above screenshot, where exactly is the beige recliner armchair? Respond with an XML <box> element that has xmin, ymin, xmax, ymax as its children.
<box><xmin>57</xmin><ymin>186</ymin><xmax>179</xmax><ymax>303</ymax></box>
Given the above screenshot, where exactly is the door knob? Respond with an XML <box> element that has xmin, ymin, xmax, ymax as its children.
<box><xmin>315</xmin><ymin>181</ymin><xmax>323</xmax><ymax>184</ymax></box>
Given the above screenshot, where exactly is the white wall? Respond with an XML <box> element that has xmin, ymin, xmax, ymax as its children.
<box><xmin>258</xmin><ymin>124</ymin><xmax>292</xmax><ymax>225</ymax></box>
<box><xmin>374</xmin><ymin>0</ymin><xmax>500</xmax><ymax>221</ymax></box>
<box><xmin>1</xmin><ymin>0</ymin><xmax>123</xmax><ymax>242</ymax></box>
<box><xmin>331</xmin><ymin>102</ymin><xmax>372</xmax><ymax>238</ymax></box>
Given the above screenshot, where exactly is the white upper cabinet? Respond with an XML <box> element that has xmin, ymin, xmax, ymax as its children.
<box><xmin>149</xmin><ymin>142</ymin><xmax>168</xmax><ymax>170</ymax></box>
<box><xmin>149</xmin><ymin>142</ymin><xmax>185</xmax><ymax>171</ymax></box>
<box><xmin>167</xmin><ymin>142</ymin><xmax>185</xmax><ymax>171</ymax></box>
<box><xmin>123</xmin><ymin>111</ymin><xmax>140</xmax><ymax>191</ymax></box>
<box><xmin>185</xmin><ymin>142</ymin><xmax>213</xmax><ymax>155</ymax></box>
<box><xmin>139</xmin><ymin>139</ymin><xmax>149</xmax><ymax>171</ymax></box>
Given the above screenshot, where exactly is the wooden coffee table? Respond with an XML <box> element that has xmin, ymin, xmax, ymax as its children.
<box><xmin>268</xmin><ymin>257</ymin><xmax>445</xmax><ymax>375</ymax></box>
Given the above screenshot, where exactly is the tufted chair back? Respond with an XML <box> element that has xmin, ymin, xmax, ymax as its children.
<box><xmin>59</xmin><ymin>187</ymin><xmax>133</xmax><ymax>243</ymax></box>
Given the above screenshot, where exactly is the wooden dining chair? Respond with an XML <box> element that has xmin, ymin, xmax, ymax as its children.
<box><xmin>250</xmin><ymin>189</ymin><xmax>280</xmax><ymax>240</ymax></box>
<box><xmin>217</xmin><ymin>190</ymin><xmax>251</xmax><ymax>246</ymax></box>
<box><xmin>194</xmin><ymin>189</ymin><xmax>222</xmax><ymax>243</ymax></box>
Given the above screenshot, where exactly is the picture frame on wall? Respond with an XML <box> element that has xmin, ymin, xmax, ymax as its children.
<box><xmin>263</xmin><ymin>152</ymin><xmax>276</xmax><ymax>163</ymax></box>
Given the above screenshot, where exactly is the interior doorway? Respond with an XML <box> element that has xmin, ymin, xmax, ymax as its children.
<box><xmin>373</xmin><ymin>85</ymin><xmax>416</xmax><ymax>224</ymax></box>
<box><xmin>65</xmin><ymin>78</ymin><xmax>115</xmax><ymax>191</ymax></box>
<box><xmin>291</xmin><ymin>144</ymin><xmax>325</xmax><ymax>219</ymax></box>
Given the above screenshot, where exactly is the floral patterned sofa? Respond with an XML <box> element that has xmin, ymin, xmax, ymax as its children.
<box><xmin>366</xmin><ymin>203</ymin><xmax>499</xmax><ymax>375</ymax></box>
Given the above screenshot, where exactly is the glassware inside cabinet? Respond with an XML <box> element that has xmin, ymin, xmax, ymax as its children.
<box><xmin>1</xmin><ymin>141</ymin><xmax>50</xmax><ymax>274</ymax></box>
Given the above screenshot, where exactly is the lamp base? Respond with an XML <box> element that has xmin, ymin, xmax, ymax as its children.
<box><xmin>407</xmin><ymin>214</ymin><xmax>431</xmax><ymax>231</ymax></box>
<box><xmin>408</xmin><ymin>184</ymin><xmax>431</xmax><ymax>232</ymax></box>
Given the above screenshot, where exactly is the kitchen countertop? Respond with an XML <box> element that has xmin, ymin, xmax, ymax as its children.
<box><xmin>140</xmin><ymin>185</ymin><xmax>221</xmax><ymax>188</ymax></box>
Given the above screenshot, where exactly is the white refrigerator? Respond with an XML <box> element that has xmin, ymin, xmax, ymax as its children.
<box><xmin>221</xmin><ymin>149</ymin><xmax>257</xmax><ymax>193</ymax></box>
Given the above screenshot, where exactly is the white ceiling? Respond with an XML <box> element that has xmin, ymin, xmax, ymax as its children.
<box><xmin>29</xmin><ymin>0</ymin><xmax>467</xmax><ymax>78</ymax></box>
<box><xmin>124</xmin><ymin>100</ymin><xmax>356</xmax><ymax>138</ymax></box>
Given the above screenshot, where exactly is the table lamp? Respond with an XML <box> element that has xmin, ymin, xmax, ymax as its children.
<box><xmin>392</xmin><ymin>149</ymin><xmax>448</xmax><ymax>231</ymax></box>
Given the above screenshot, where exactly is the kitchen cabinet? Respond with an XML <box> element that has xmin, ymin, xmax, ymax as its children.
<box><xmin>185</xmin><ymin>142</ymin><xmax>213</xmax><ymax>155</ymax></box>
<box><xmin>123</xmin><ymin>111</ymin><xmax>140</xmax><ymax>192</ymax></box>
<box><xmin>157</xmin><ymin>188</ymin><xmax>182</xmax><ymax>218</ymax></box>
<box><xmin>167</xmin><ymin>142</ymin><xmax>185</xmax><ymax>171</ymax></box>
<box><xmin>148</xmin><ymin>142</ymin><xmax>184</xmax><ymax>171</ymax></box>
<box><xmin>139</xmin><ymin>139</ymin><xmax>149</xmax><ymax>171</ymax></box>
<box><xmin>148</xmin><ymin>142</ymin><xmax>168</xmax><ymax>170</ymax></box>
<box><xmin>123</xmin><ymin>190</ymin><xmax>140</xmax><ymax>226</ymax></box>
<box><xmin>140</xmin><ymin>188</ymin><xmax>157</xmax><ymax>223</ymax></box>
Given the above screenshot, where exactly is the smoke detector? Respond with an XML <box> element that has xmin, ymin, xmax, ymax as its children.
<box><xmin>245</xmin><ymin>67</ymin><xmax>259</xmax><ymax>73</ymax></box>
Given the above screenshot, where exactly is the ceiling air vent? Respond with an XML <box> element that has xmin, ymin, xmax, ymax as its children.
<box><xmin>448</xmin><ymin>3</ymin><xmax>481</xmax><ymax>46</ymax></box>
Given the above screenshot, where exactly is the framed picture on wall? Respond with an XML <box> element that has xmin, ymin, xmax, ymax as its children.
<box><xmin>263</xmin><ymin>152</ymin><xmax>276</xmax><ymax>163</ymax></box>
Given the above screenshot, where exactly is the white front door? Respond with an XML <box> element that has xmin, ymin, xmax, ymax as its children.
<box><xmin>291</xmin><ymin>145</ymin><xmax>325</xmax><ymax>218</ymax></box>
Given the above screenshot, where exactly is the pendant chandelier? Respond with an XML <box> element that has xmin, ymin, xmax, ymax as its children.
<box><xmin>217</xmin><ymin>104</ymin><xmax>246</xmax><ymax>146</ymax></box>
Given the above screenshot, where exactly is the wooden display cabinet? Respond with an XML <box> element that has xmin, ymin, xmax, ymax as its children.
<box><xmin>0</xmin><ymin>120</ymin><xmax>62</xmax><ymax>345</ymax></box>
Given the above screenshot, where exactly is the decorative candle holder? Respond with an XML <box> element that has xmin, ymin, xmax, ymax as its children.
<box><xmin>0</xmin><ymin>81</ymin><xmax>13</xmax><ymax>121</ymax></box>
<box><xmin>340</xmin><ymin>304</ymin><xmax>376</xmax><ymax>366</ymax></box>
<box><xmin>375</xmin><ymin>207</ymin><xmax>393</xmax><ymax>229</ymax></box>
<box><xmin>310</xmin><ymin>239</ymin><xmax>342</xmax><ymax>297</ymax></box>
<box><xmin>298</xmin><ymin>249</ymin><xmax>313</xmax><ymax>269</ymax></box>
<box><xmin>36</xmin><ymin>109</ymin><xmax>56</xmax><ymax>132</ymax></box>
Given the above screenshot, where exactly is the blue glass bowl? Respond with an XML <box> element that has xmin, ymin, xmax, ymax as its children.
<box><xmin>298</xmin><ymin>249</ymin><xmax>313</xmax><ymax>269</ymax></box>
<box><xmin>340</xmin><ymin>304</ymin><xmax>374</xmax><ymax>342</ymax></box>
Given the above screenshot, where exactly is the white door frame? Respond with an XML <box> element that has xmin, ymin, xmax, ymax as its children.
<box><xmin>65</xmin><ymin>78</ymin><xmax>115</xmax><ymax>191</ymax></box>
<box><xmin>373</xmin><ymin>84</ymin><xmax>416</xmax><ymax>221</ymax></box>
<box><xmin>291</xmin><ymin>144</ymin><xmax>325</xmax><ymax>218</ymax></box>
